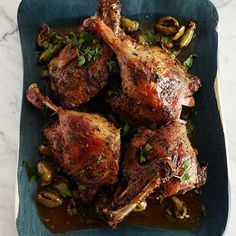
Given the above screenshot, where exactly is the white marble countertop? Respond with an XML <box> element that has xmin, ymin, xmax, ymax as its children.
<box><xmin>0</xmin><ymin>0</ymin><xmax>235</xmax><ymax>235</ymax></box>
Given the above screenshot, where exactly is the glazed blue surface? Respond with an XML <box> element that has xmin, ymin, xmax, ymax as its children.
<box><xmin>16</xmin><ymin>0</ymin><xmax>228</xmax><ymax>235</ymax></box>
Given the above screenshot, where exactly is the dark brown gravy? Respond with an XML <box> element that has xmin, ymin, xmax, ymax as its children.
<box><xmin>37</xmin><ymin>191</ymin><xmax>203</xmax><ymax>233</ymax></box>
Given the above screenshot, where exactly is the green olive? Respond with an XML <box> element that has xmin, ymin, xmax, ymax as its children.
<box><xmin>37</xmin><ymin>161</ymin><xmax>53</xmax><ymax>186</ymax></box>
<box><xmin>36</xmin><ymin>190</ymin><xmax>63</xmax><ymax>208</ymax></box>
<box><xmin>38</xmin><ymin>145</ymin><xmax>51</xmax><ymax>156</ymax></box>
<box><xmin>155</xmin><ymin>16</ymin><xmax>180</xmax><ymax>35</ymax></box>
<box><xmin>121</xmin><ymin>16</ymin><xmax>139</xmax><ymax>33</ymax></box>
<box><xmin>179</xmin><ymin>22</ymin><xmax>196</xmax><ymax>48</ymax></box>
<box><xmin>172</xmin><ymin>25</ymin><xmax>185</xmax><ymax>41</ymax></box>
<box><xmin>133</xmin><ymin>200</ymin><xmax>147</xmax><ymax>212</ymax></box>
<box><xmin>171</xmin><ymin>196</ymin><xmax>189</xmax><ymax>219</ymax></box>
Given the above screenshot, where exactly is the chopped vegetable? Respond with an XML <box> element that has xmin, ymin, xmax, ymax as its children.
<box><xmin>122</xmin><ymin>121</ymin><xmax>130</xmax><ymax>137</ymax></box>
<box><xmin>183</xmin><ymin>54</ymin><xmax>198</xmax><ymax>70</ymax></box>
<box><xmin>107</xmin><ymin>60</ymin><xmax>119</xmax><ymax>74</ymax></box>
<box><xmin>182</xmin><ymin>160</ymin><xmax>190</xmax><ymax>170</ymax></box>
<box><xmin>79</xmin><ymin>184</ymin><xmax>87</xmax><ymax>191</ymax></box>
<box><xmin>173</xmin><ymin>159</ymin><xmax>191</xmax><ymax>182</ymax></box>
<box><xmin>137</xmin><ymin>31</ymin><xmax>157</xmax><ymax>46</ymax></box>
<box><xmin>55</xmin><ymin>182</ymin><xmax>72</xmax><ymax>198</ymax></box>
<box><xmin>171</xmin><ymin>50</ymin><xmax>181</xmax><ymax>58</ymax></box>
<box><xmin>138</xmin><ymin>143</ymin><xmax>152</xmax><ymax>164</ymax></box>
<box><xmin>39</xmin><ymin>43</ymin><xmax>63</xmax><ymax>62</ymax></box>
<box><xmin>107</xmin><ymin>90</ymin><xmax>119</xmax><ymax>96</ymax></box>
<box><xmin>147</xmin><ymin>165</ymin><xmax>155</xmax><ymax>174</ymax></box>
<box><xmin>194</xmin><ymin>188</ymin><xmax>202</xmax><ymax>195</ymax></box>
<box><xmin>161</xmin><ymin>36</ymin><xmax>170</xmax><ymax>44</ymax></box>
<box><xmin>22</xmin><ymin>160</ymin><xmax>37</xmax><ymax>182</ymax></box>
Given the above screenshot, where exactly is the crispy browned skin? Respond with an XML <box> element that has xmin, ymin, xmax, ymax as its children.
<box><xmin>92</xmin><ymin>19</ymin><xmax>201</xmax><ymax>125</ymax></box>
<box><xmin>44</xmin><ymin>110</ymin><xmax>120</xmax><ymax>186</ymax></box>
<box><xmin>50</xmin><ymin>0</ymin><xmax>121</xmax><ymax>109</ymax></box>
<box><xmin>96</xmin><ymin>122</ymin><xmax>206</xmax><ymax>227</ymax></box>
<box><xmin>26</xmin><ymin>84</ymin><xmax>121</xmax><ymax>203</ymax></box>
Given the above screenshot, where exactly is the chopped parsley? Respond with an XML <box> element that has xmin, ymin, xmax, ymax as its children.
<box><xmin>122</xmin><ymin>121</ymin><xmax>130</xmax><ymax>137</ymax></box>
<box><xmin>137</xmin><ymin>143</ymin><xmax>152</xmax><ymax>164</ymax></box>
<box><xmin>182</xmin><ymin>160</ymin><xmax>190</xmax><ymax>170</ymax></box>
<box><xmin>79</xmin><ymin>184</ymin><xmax>87</xmax><ymax>191</ymax></box>
<box><xmin>173</xmin><ymin>159</ymin><xmax>191</xmax><ymax>182</ymax></box>
<box><xmin>22</xmin><ymin>160</ymin><xmax>37</xmax><ymax>182</ymax></box>
<box><xmin>147</xmin><ymin>165</ymin><xmax>155</xmax><ymax>174</ymax></box>
<box><xmin>106</xmin><ymin>59</ymin><xmax>119</xmax><ymax>74</ymax></box>
<box><xmin>180</xmin><ymin>173</ymin><xmax>190</xmax><ymax>182</ymax></box>
<box><xmin>64</xmin><ymin>32</ymin><xmax>102</xmax><ymax>68</ymax></box>
<box><xmin>107</xmin><ymin>90</ymin><xmax>119</xmax><ymax>96</ymax></box>
<box><xmin>194</xmin><ymin>188</ymin><xmax>202</xmax><ymax>195</ymax></box>
<box><xmin>161</xmin><ymin>36</ymin><xmax>170</xmax><ymax>44</ymax></box>
<box><xmin>183</xmin><ymin>54</ymin><xmax>198</xmax><ymax>70</ymax></box>
<box><xmin>143</xmin><ymin>31</ymin><xmax>157</xmax><ymax>45</ymax></box>
<box><xmin>55</xmin><ymin>183</ymin><xmax>72</xmax><ymax>198</ymax></box>
<box><xmin>171</xmin><ymin>50</ymin><xmax>181</xmax><ymax>58</ymax></box>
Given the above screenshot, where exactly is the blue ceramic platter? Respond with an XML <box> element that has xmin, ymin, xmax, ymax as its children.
<box><xmin>16</xmin><ymin>0</ymin><xmax>229</xmax><ymax>235</ymax></box>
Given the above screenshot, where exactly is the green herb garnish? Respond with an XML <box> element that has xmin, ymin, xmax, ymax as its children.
<box><xmin>22</xmin><ymin>160</ymin><xmax>37</xmax><ymax>182</ymax></box>
<box><xmin>79</xmin><ymin>184</ymin><xmax>87</xmax><ymax>191</ymax></box>
<box><xmin>161</xmin><ymin>36</ymin><xmax>170</xmax><ymax>44</ymax></box>
<box><xmin>194</xmin><ymin>188</ymin><xmax>202</xmax><ymax>195</ymax></box>
<box><xmin>183</xmin><ymin>54</ymin><xmax>198</xmax><ymax>70</ymax></box>
<box><xmin>171</xmin><ymin>50</ymin><xmax>181</xmax><ymax>58</ymax></box>
<box><xmin>55</xmin><ymin>183</ymin><xmax>72</xmax><ymax>198</ymax></box>
<box><xmin>107</xmin><ymin>90</ymin><xmax>119</xmax><ymax>96</ymax></box>
<box><xmin>173</xmin><ymin>159</ymin><xmax>191</xmax><ymax>182</ymax></box>
<box><xmin>107</xmin><ymin>60</ymin><xmax>119</xmax><ymax>74</ymax></box>
<box><xmin>147</xmin><ymin>165</ymin><xmax>155</xmax><ymax>174</ymax></box>
<box><xmin>180</xmin><ymin>173</ymin><xmax>190</xmax><ymax>182</ymax></box>
<box><xmin>138</xmin><ymin>143</ymin><xmax>152</xmax><ymax>164</ymax></box>
<box><xmin>122</xmin><ymin>121</ymin><xmax>130</xmax><ymax>137</ymax></box>
<box><xmin>182</xmin><ymin>160</ymin><xmax>190</xmax><ymax>170</ymax></box>
<box><xmin>143</xmin><ymin>31</ymin><xmax>157</xmax><ymax>45</ymax></box>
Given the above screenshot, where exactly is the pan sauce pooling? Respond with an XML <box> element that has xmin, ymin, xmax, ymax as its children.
<box><xmin>25</xmin><ymin>0</ymin><xmax>207</xmax><ymax>231</ymax></box>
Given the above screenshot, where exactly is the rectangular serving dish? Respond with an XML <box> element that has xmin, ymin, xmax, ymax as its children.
<box><xmin>16</xmin><ymin>0</ymin><xmax>229</xmax><ymax>235</ymax></box>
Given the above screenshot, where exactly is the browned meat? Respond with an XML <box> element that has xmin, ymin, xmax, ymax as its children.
<box><xmin>50</xmin><ymin>45</ymin><xmax>112</xmax><ymax>108</ymax></box>
<box><xmin>27</xmin><ymin>84</ymin><xmax>121</xmax><ymax>203</ymax></box>
<box><xmin>49</xmin><ymin>0</ymin><xmax>121</xmax><ymax>109</ymax></box>
<box><xmin>96</xmin><ymin>122</ymin><xmax>206</xmax><ymax>227</ymax></box>
<box><xmin>92</xmin><ymin>18</ymin><xmax>201</xmax><ymax>125</ymax></box>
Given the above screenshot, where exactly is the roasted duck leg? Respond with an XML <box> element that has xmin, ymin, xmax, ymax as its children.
<box><xmin>92</xmin><ymin>19</ymin><xmax>201</xmax><ymax>125</ymax></box>
<box><xmin>26</xmin><ymin>83</ymin><xmax>121</xmax><ymax>203</ymax></box>
<box><xmin>96</xmin><ymin>122</ymin><xmax>206</xmax><ymax>227</ymax></box>
<box><xmin>49</xmin><ymin>0</ymin><xmax>121</xmax><ymax>108</ymax></box>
